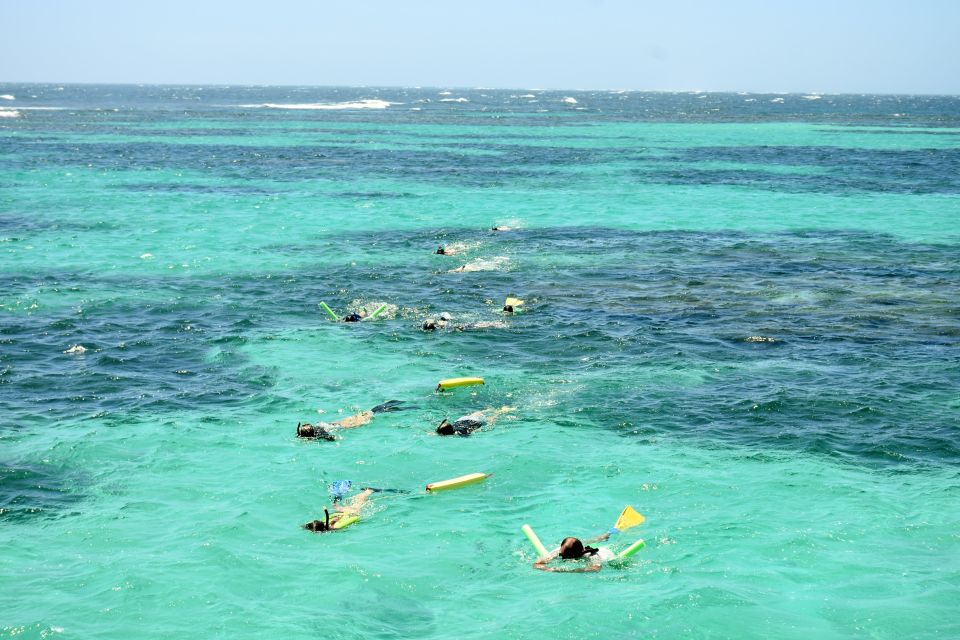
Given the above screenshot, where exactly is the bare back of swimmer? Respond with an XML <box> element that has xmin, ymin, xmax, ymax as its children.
<box><xmin>298</xmin><ymin>400</ymin><xmax>411</xmax><ymax>440</ymax></box>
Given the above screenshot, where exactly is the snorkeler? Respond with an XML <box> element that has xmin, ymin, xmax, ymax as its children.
<box><xmin>303</xmin><ymin>482</ymin><xmax>410</xmax><ymax>533</ymax></box>
<box><xmin>342</xmin><ymin>312</ymin><xmax>364</xmax><ymax>322</ymax></box>
<box><xmin>435</xmin><ymin>246</ymin><xmax>446</xmax><ymax>255</ymax></box>
<box><xmin>421</xmin><ymin>312</ymin><xmax>452</xmax><ymax>331</ymax></box>
<box><xmin>297</xmin><ymin>400</ymin><xmax>411</xmax><ymax>440</ymax></box>
<box><xmin>532</xmin><ymin>531</ymin><xmax>614</xmax><ymax>572</ymax></box>
<box><xmin>435</xmin><ymin>406</ymin><xmax>515</xmax><ymax>436</ymax></box>
<box><xmin>303</xmin><ymin>486</ymin><xmax>375</xmax><ymax>533</ymax></box>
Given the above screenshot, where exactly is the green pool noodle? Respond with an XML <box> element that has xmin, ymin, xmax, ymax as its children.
<box><xmin>319</xmin><ymin>301</ymin><xmax>339</xmax><ymax>321</ymax></box>
<box><xmin>367</xmin><ymin>303</ymin><xmax>388</xmax><ymax>320</ymax></box>
<box><xmin>522</xmin><ymin>523</ymin><xmax>549</xmax><ymax>558</ymax></box>
<box><xmin>617</xmin><ymin>538</ymin><xmax>646</xmax><ymax>559</ymax></box>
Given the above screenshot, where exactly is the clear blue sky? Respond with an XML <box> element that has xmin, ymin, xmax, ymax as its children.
<box><xmin>2</xmin><ymin>0</ymin><xmax>958</xmax><ymax>93</ymax></box>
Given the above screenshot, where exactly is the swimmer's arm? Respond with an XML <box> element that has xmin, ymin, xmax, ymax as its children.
<box><xmin>585</xmin><ymin>532</ymin><xmax>612</xmax><ymax>544</ymax></box>
<box><xmin>532</xmin><ymin>549</ymin><xmax>600</xmax><ymax>573</ymax></box>
<box><xmin>533</xmin><ymin>559</ymin><xmax>601</xmax><ymax>573</ymax></box>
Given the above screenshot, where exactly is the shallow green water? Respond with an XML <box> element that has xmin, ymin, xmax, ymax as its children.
<box><xmin>1</xmin><ymin>86</ymin><xmax>958</xmax><ymax>639</ymax></box>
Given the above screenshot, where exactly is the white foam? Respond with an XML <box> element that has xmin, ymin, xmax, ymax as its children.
<box><xmin>239</xmin><ymin>99</ymin><xmax>397</xmax><ymax>110</ymax></box>
<box><xmin>519</xmin><ymin>94</ymin><xmax>536</xmax><ymax>98</ymax></box>
<box><xmin>562</xmin><ymin>96</ymin><xmax>578</xmax><ymax>104</ymax></box>
<box><xmin>450</xmin><ymin>256</ymin><xmax>510</xmax><ymax>273</ymax></box>
<box><xmin>64</xmin><ymin>345</ymin><xmax>87</xmax><ymax>354</ymax></box>
<box><xmin>439</xmin><ymin>97</ymin><xmax>469</xmax><ymax>103</ymax></box>
<box><xmin>438</xmin><ymin>90</ymin><xmax>452</xmax><ymax>95</ymax></box>
<box><xmin>802</xmin><ymin>94</ymin><xmax>822</xmax><ymax>100</ymax></box>
<box><xmin>0</xmin><ymin>94</ymin><xmax>14</xmax><ymax>101</ymax></box>
<box><xmin>770</xmin><ymin>97</ymin><xmax>785</xmax><ymax>103</ymax></box>
<box><xmin>0</xmin><ymin>109</ymin><xmax>20</xmax><ymax>118</ymax></box>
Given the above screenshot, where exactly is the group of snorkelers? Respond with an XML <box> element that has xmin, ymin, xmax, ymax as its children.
<box><xmin>298</xmin><ymin>226</ymin><xmax>630</xmax><ymax>571</ymax></box>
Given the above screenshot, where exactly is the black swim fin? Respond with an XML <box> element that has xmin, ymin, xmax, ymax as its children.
<box><xmin>360</xmin><ymin>487</ymin><xmax>411</xmax><ymax>495</ymax></box>
<box><xmin>371</xmin><ymin>400</ymin><xmax>408</xmax><ymax>414</ymax></box>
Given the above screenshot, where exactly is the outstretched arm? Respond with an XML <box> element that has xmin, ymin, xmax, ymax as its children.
<box><xmin>533</xmin><ymin>559</ymin><xmax>601</xmax><ymax>573</ymax></box>
<box><xmin>533</xmin><ymin>548</ymin><xmax>601</xmax><ymax>573</ymax></box>
<box><xmin>585</xmin><ymin>531</ymin><xmax>611</xmax><ymax>544</ymax></box>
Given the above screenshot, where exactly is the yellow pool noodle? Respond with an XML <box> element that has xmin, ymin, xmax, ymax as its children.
<box><xmin>425</xmin><ymin>472</ymin><xmax>489</xmax><ymax>492</ymax></box>
<box><xmin>436</xmin><ymin>377</ymin><xmax>485</xmax><ymax>391</ymax></box>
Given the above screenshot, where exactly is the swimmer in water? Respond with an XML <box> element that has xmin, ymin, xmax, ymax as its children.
<box><xmin>491</xmin><ymin>226</ymin><xmax>512</xmax><ymax>232</ymax></box>
<box><xmin>435</xmin><ymin>246</ymin><xmax>446</xmax><ymax>255</ymax></box>
<box><xmin>421</xmin><ymin>312</ymin><xmax>452</xmax><ymax>331</ymax></box>
<box><xmin>502</xmin><ymin>304</ymin><xmax>514</xmax><ymax>314</ymax></box>
<box><xmin>303</xmin><ymin>486</ymin><xmax>375</xmax><ymax>533</ymax></box>
<box><xmin>436</xmin><ymin>406</ymin><xmax>515</xmax><ymax>436</ymax></box>
<box><xmin>342</xmin><ymin>312</ymin><xmax>364</xmax><ymax>323</ymax></box>
<box><xmin>533</xmin><ymin>531</ymin><xmax>614</xmax><ymax>573</ymax></box>
<box><xmin>297</xmin><ymin>400</ymin><xmax>411</xmax><ymax>441</ymax></box>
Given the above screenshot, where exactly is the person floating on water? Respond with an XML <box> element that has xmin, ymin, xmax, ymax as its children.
<box><xmin>297</xmin><ymin>400</ymin><xmax>411</xmax><ymax>441</ymax></box>
<box><xmin>303</xmin><ymin>482</ymin><xmax>409</xmax><ymax>533</ymax></box>
<box><xmin>435</xmin><ymin>246</ymin><xmax>446</xmax><ymax>255</ymax></box>
<box><xmin>533</xmin><ymin>531</ymin><xmax>614</xmax><ymax>572</ymax></box>
<box><xmin>436</xmin><ymin>406</ymin><xmax>515</xmax><ymax>436</ymax></box>
<box><xmin>422</xmin><ymin>312</ymin><xmax>507</xmax><ymax>332</ymax></box>
<box><xmin>303</xmin><ymin>483</ymin><xmax>373</xmax><ymax>533</ymax></box>
<box><xmin>342</xmin><ymin>312</ymin><xmax>364</xmax><ymax>322</ymax></box>
<box><xmin>422</xmin><ymin>312</ymin><xmax>452</xmax><ymax>331</ymax></box>
<box><xmin>491</xmin><ymin>226</ymin><xmax>512</xmax><ymax>231</ymax></box>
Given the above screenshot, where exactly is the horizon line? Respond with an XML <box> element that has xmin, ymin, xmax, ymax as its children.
<box><xmin>1</xmin><ymin>80</ymin><xmax>958</xmax><ymax>98</ymax></box>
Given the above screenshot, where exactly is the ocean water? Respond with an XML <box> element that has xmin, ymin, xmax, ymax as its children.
<box><xmin>1</xmin><ymin>85</ymin><xmax>959</xmax><ymax>639</ymax></box>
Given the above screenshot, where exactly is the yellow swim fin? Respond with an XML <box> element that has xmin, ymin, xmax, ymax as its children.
<box><xmin>612</xmin><ymin>505</ymin><xmax>645</xmax><ymax>533</ymax></box>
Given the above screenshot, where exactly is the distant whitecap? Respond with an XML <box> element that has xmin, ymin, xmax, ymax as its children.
<box><xmin>562</xmin><ymin>97</ymin><xmax>578</xmax><ymax>104</ymax></box>
<box><xmin>0</xmin><ymin>94</ymin><xmax>14</xmax><ymax>100</ymax></box>
<box><xmin>439</xmin><ymin>97</ymin><xmax>469</xmax><ymax>103</ymax></box>
<box><xmin>0</xmin><ymin>109</ymin><xmax>20</xmax><ymax>118</ymax></box>
<box><xmin>238</xmin><ymin>99</ymin><xmax>397</xmax><ymax>110</ymax></box>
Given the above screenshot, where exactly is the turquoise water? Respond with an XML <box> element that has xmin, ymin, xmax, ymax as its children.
<box><xmin>2</xmin><ymin>86</ymin><xmax>959</xmax><ymax>639</ymax></box>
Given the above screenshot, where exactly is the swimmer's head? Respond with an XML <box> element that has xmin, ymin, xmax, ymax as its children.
<box><xmin>343</xmin><ymin>312</ymin><xmax>363</xmax><ymax>323</ymax></box>
<box><xmin>422</xmin><ymin>319</ymin><xmax>438</xmax><ymax>331</ymax></box>
<box><xmin>438</xmin><ymin>312</ymin><xmax>451</xmax><ymax>322</ymax></box>
<box><xmin>297</xmin><ymin>423</ymin><xmax>336</xmax><ymax>441</ymax></box>
<box><xmin>436</xmin><ymin>246</ymin><xmax>446</xmax><ymax>255</ymax></box>
<box><xmin>297</xmin><ymin>422</ymin><xmax>315</xmax><ymax>438</ymax></box>
<box><xmin>503</xmin><ymin>304</ymin><xmax>514</xmax><ymax>313</ymax></box>
<box><xmin>305</xmin><ymin>508</ymin><xmax>333</xmax><ymax>533</ymax></box>
<box><xmin>559</xmin><ymin>537</ymin><xmax>585</xmax><ymax>559</ymax></box>
<box><xmin>559</xmin><ymin>537</ymin><xmax>599</xmax><ymax>559</ymax></box>
<box><xmin>304</xmin><ymin>519</ymin><xmax>329</xmax><ymax>532</ymax></box>
<box><xmin>436</xmin><ymin>419</ymin><xmax>455</xmax><ymax>436</ymax></box>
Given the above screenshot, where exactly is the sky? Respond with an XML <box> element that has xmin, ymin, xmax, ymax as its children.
<box><xmin>1</xmin><ymin>0</ymin><xmax>958</xmax><ymax>93</ymax></box>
